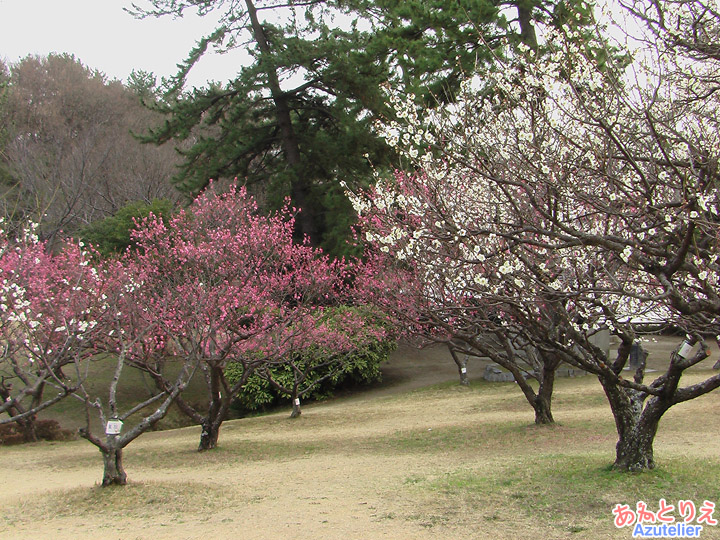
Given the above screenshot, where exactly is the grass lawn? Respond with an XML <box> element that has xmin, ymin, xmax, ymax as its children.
<box><xmin>1</xmin><ymin>366</ymin><xmax>718</xmax><ymax>539</ymax></box>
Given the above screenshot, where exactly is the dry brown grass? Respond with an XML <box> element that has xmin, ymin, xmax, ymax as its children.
<box><xmin>1</xmin><ymin>360</ymin><xmax>719</xmax><ymax>540</ymax></box>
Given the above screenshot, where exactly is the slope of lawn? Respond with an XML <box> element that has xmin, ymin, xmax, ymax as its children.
<box><xmin>1</xmin><ymin>354</ymin><xmax>719</xmax><ymax>540</ymax></box>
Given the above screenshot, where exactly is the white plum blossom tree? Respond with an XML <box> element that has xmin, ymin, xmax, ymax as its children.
<box><xmin>353</xmin><ymin>0</ymin><xmax>720</xmax><ymax>470</ymax></box>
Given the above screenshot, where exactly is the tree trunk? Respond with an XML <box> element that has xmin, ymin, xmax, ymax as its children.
<box><xmin>515</xmin><ymin>0</ymin><xmax>538</xmax><ymax>48</ymax></box>
<box><xmin>19</xmin><ymin>416</ymin><xmax>38</xmax><ymax>443</ymax></box>
<box><xmin>507</xmin><ymin>353</ymin><xmax>556</xmax><ymax>425</ymax></box>
<box><xmin>467</xmin><ymin>334</ymin><xmax>558</xmax><ymax>425</ymax></box>
<box><xmin>532</xmin><ymin>395</ymin><xmax>554</xmax><ymax>425</ymax></box>
<box><xmin>613</xmin><ymin>424</ymin><xmax>656</xmax><ymax>471</ymax></box>
<box><xmin>197</xmin><ymin>365</ymin><xmax>227</xmax><ymax>451</ymax></box>
<box><xmin>244</xmin><ymin>0</ymin><xmax>319</xmax><ymax>244</ymax></box>
<box><xmin>448</xmin><ymin>345</ymin><xmax>469</xmax><ymax>386</ymax></box>
<box><xmin>611</xmin><ymin>396</ymin><xmax>667</xmax><ymax>471</ymax></box>
<box><xmin>290</xmin><ymin>394</ymin><xmax>302</xmax><ymax>418</ymax></box>
<box><xmin>599</xmin><ymin>375</ymin><xmax>665</xmax><ymax>472</ymax></box>
<box><xmin>533</xmin><ymin>362</ymin><xmax>556</xmax><ymax>425</ymax></box>
<box><xmin>458</xmin><ymin>365</ymin><xmax>469</xmax><ymax>386</ymax></box>
<box><xmin>509</xmin><ymin>366</ymin><xmax>555</xmax><ymax>425</ymax></box>
<box><xmin>101</xmin><ymin>446</ymin><xmax>127</xmax><ymax>486</ymax></box>
<box><xmin>198</xmin><ymin>419</ymin><xmax>220</xmax><ymax>451</ymax></box>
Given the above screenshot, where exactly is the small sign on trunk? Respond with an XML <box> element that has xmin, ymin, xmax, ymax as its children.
<box><xmin>105</xmin><ymin>419</ymin><xmax>123</xmax><ymax>435</ymax></box>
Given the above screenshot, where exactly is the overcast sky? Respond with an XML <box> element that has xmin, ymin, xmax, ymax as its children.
<box><xmin>0</xmin><ymin>0</ymin><xmax>248</xmax><ymax>87</ymax></box>
<box><xmin>0</xmin><ymin>0</ymin><xmax>644</xmax><ymax>90</ymax></box>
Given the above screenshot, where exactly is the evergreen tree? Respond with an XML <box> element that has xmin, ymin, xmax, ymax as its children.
<box><xmin>131</xmin><ymin>0</ymin><xmax>591</xmax><ymax>254</ymax></box>
<box><xmin>363</xmin><ymin>0</ymin><xmax>596</xmax><ymax>104</ymax></box>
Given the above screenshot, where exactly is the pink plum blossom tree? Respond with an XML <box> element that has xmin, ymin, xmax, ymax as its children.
<box><xmin>0</xmin><ymin>223</ymin><xmax>110</xmax><ymax>441</ymax></box>
<box><xmin>0</xmin><ymin>220</ymin><xmax>193</xmax><ymax>485</ymax></box>
<box><xmin>74</xmin><ymin>258</ymin><xmax>199</xmax><ymax>486</ymax></box>
<box><xmin>129</xmin><ymin>185</ymin><xmax>386</xmax><ymax>450</ymax></box>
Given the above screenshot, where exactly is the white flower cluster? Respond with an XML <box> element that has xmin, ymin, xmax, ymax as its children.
<box><xmin>355</xmin><ymin>4</ymin><xmax>720</xmax><ymax>339</ymax></box>
<box><xmin>375</xmin><ymin>92</ymin><xmax>436</xmax><ymax>159</ymax></box>
<box><xmin>0</xmin><ymin>281</ymin><xmax>33</xmax><ymax>325</ymax></box>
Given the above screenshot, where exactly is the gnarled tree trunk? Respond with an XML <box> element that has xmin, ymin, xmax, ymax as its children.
<box><xmin>505</xmin><ymin>360</ymin><xmax>557</xmax><ymax>425</ymax></box>
<box><xmin>532</xmin><ymin>368</ymin><xmax>555</xmax><ymax>425</ymax></box>
<box><xmin>196</xmin><ymin>364</ymin><xmax>230</xmax><ymax>451</ymax></box>
<box><xmin>465</xmin><ymin>333</ymin><xmax>559</xmax><ymax>425</ymax></box>
<box><xmin>101</xmin><ymin>445</ymin><xmax>127</xmax><ymax>486</ymax></box>
<box><xmin>512</xmin><ymin>347</ymin><xmax>559</xmax><ymax>425</ymax></box>
<box><xmin>526</xmin><ymin>362</ymin><xmax>555</xmax><ymax>425</ymax></box>
<box><xmin>600</xmin><ymin>374</ymin><xmax>667</xmax><ymax>472</ymax></box>
<box><xmin>198</xmin><ymin>418</ymin><xmax>221</xmax><ymax>451</ymax></box>
<box><xmin>613</xmin><ymin>423</ymin><xmax>657</xmax><ymax>472</ymax></box>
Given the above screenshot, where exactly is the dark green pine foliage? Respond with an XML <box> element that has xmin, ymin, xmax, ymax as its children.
<box><xmin>364</xmin><ymin>0</ymin><xmax>599</xmax><ymax>106</ymax></box>
<box><xmin>133</xmin><ymin>0</ymin><xmax>394</xmax><ymax>256</ymax></box>
<box><xmin>363</xmin><ymin>0</ymin><xmax>509</xmax><ymax>106</ymax></box>
<box><xmin>132</xmin><ymin>0</ymin><xmax>594</xmax><ymax>256</ymax></box>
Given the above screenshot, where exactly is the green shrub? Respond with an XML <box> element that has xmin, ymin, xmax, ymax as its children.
<box><xmin>228</xmin><ymin>306</ymin><xmax>396</xmax><ymax>414</ymax></box>
<box><xmin>79</xmin><ymin>198</ymin><xmax>176</xmax><ymax>256</ymax></box>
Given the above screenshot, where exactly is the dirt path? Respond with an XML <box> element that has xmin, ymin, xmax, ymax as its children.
<box><xmin>1</xmin><ymin>335</ymin><xmax>716</xmax><ymax>540</ymax></box>
<box><xmin>354</xmin><ymin>342</ymin><xmax>462</xmax><ymax>395</ymax></box>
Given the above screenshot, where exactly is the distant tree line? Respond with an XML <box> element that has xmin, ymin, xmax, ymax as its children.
<box><xmin>0</xmin><ymin>54</ymin><xmax>180</xmax><ymax>246</ymax></box>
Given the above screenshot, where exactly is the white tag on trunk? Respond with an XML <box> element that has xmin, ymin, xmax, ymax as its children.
<box><xmin>461</xmin><ymin>367</ymin><xmax>467</xmax><ymax>374</ymax></box>
<box><xmin>678</xmin><ymin>341</ymin><xmax>693</xmax><ymax>358</ymax></box>
<box><xmin>105</xmin><ymin>419</ymin><xmax>123</xmax><ymax>435</ymax></box>
<box><xmin>294</xmin><ymin>398</ymin><xmax>300</xmax><ymax>406</ymax></box>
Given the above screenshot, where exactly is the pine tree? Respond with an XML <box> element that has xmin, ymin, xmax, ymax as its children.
<box><xmin>131</xmin><ymin>0</ymin><xmax>591</xmax><ymax>254</ymax></box>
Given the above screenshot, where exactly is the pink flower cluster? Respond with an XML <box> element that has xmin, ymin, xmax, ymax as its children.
<box><xmin>0</xmin><ymin>186</ymin><xmax>385</xmax><ymax>420</ymax></box>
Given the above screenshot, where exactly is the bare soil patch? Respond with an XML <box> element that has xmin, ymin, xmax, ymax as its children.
<box><xmin>1</xmin><ymin>336</ymin><xmax>718</xmax><ymax>539</ymax></box>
